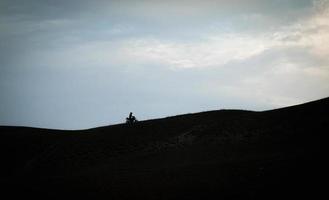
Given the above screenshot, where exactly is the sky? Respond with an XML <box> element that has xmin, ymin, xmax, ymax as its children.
<box><xmin>1</xmin><ymin>0</ymin><xmax>329</xmax><ymax>129</ymax></box>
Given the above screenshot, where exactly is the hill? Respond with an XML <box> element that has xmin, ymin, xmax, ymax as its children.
<box><xmin>0</xmin><ymin>97</ymin><xmax>328</xmax><ymax>199</ymax></box>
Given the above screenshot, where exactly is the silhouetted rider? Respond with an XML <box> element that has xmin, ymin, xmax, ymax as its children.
<box><xmin>126</xmin><ymin>112</ymin><xmax>137</xmax><ymax>124</ymax></box>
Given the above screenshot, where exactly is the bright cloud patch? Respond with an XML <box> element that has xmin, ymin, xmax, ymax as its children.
<box><xmin>118</xmin><ymin>1</ymin><xmax>329</xmax><ymax>70</ymax></box>
<box><xmin>119</xmin><ymin>35</ymin><xmax>275</xmax><ymax>69</ymax></box>
<box><xmin>28</xmin><ymin>0</ymin><xmax>329</xmax><ymax>109</ymax></box>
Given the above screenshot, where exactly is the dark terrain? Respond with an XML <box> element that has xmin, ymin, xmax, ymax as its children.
<box><xmin>0</xmin><ymin>98</ymin><xmax>328</xmax><ymax>199</ymax></box>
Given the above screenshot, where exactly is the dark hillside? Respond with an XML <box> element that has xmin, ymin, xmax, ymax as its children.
<box><xmin>0</xmin><ymin>97</ymin><xmax>328</xmax><ymax>199</ymax></box>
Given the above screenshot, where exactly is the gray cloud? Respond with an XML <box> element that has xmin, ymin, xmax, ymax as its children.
<box><xmin>0</xmin><ymin>0</ymin><xmax>328</xmax><ymax>129</ymax></box>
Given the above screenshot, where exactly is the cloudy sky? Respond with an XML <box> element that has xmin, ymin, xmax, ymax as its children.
<box><xmin>1</xmin><ymin>0</ymin><xmax>328</xmax><ymax>129</ymax></box>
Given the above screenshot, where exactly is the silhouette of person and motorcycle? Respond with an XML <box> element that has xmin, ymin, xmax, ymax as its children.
<box><xmin>126</xmin><ymin>112</ymin><xmax>138</xmax><ymax>124</ymax></box>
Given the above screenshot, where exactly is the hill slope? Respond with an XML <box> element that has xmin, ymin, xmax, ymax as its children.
<box><xmin>0</xmin><ymin>97</ymin><xmax>328</xmax><ymax>199</ymax></box>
